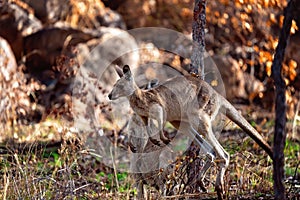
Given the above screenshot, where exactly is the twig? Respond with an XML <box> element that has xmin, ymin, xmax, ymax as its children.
<box><xmin>73</xmin><ymin>184</ymin><xmax>91</xmax><ymax>192</ymax></box>
<box><xmin>3</xmin><ymin>173</ymin><xmax>9</xmax><ymax>200</ymax></box>
<box><xmin>110</xmin><ymin>146</ymin><xmax>120</xmax><ymax>190</ymax></box>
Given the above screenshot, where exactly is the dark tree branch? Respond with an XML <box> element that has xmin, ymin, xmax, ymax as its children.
<box><xmin>187</xmin><ymin>0</ymin><xmax>207</xmax><ymax>193</ymax></box>
<box><xmin>271</xmin><ymin>0</ymin><xmax>299</xmax><ymax>199</ymax></box>
<box><xmin>190</xmin><ymin>0</ymin><xmax>206</xmax><ymax>79</ymax></box>
<box><xmin>186</xmin><ymin>0</ymin><xmax>208</xmax><ymax>196</ymax></box>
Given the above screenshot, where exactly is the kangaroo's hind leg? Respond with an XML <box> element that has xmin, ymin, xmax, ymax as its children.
<box><xmin>195</xmin><ymin>112</ymin><xmax>230</xmax><ymax>200</ymax></box>
<box><xmin>188</xmin><ymin>126</ymin><xmax>216</xmax><ymax>192</ymax></box>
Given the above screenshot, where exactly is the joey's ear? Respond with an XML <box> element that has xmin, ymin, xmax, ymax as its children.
<box><xmin>115</xmin><ymin>65</ymin><xmax>123</xmax><ymax>77</ymax></box>
<box><xmin>150</xmin><ymin>79</ymin><xmax>159</xmax><ymax>87</ymax></box>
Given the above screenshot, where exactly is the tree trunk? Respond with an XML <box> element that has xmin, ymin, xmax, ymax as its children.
<box><xmin>190</xmin><ymin>0</ymin><xmax>206</xmax><ymax>79</ymax></box>
<box><xmin>185</xmin><ymin>0</ymin><xmax>209</xmax><ymax>195</ymax></box>
<box><xmin>271</xmin><ymin>0</ymin><xmax>300</xmax><ymax>199</ymax></box>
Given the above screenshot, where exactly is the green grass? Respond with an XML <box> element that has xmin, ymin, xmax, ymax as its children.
<box><xmin>284</xmin><ymin>139</ymin><xmax>300</xmax><ymax>177</ymax></box>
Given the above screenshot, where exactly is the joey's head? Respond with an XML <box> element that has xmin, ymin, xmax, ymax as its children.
<box><xmin>108</xmin><ymin>65</ymin><xmax>137</xmax><ymax>100</ymax></box>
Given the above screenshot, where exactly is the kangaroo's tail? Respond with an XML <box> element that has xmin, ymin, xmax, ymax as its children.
<box><xmin>222</xmin><ymin>97</ymin><xmax>273</xmax><ymax>160</ymax></box>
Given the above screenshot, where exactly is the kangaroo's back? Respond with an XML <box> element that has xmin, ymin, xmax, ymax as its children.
<box><xmin>145</xmin><ymin>75</ymin><xmax>221</xmax><ymax>120</ymax></box>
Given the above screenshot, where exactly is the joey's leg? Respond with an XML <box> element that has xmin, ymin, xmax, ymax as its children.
<box><xmin>154</xmin><ymin>105</ymin><xmax>170</xmax><ymax>144</ymax></box>
<box><xmin>201</xmin><ymin>120</ymin><xmax>229</xmax><ymax>199</ymax></box>
<box><xmin>146</xmin><ymin>120</ymin><xmax>161</xmax><ymax>146</ymax></box>
<box><xmin>140</xmin><ymin>116</ymin><xmax>160</xmax><ymax>146</ymax></box>
<box><xmin>148</xmin><ymin>118</ymin><xmax>170</xmax><ymax>145</ymax></box>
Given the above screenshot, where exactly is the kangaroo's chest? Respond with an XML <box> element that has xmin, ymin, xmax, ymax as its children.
<box><xmin>129</xmin><ymin>92</ymin><xmax>161</xmax><ymax>117</ymax></box>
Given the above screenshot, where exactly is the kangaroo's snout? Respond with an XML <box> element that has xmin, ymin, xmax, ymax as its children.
<box><xmin>108</xmin><ymin>93</ymin><xmax>112</xmax><ymax>100</ymax></box>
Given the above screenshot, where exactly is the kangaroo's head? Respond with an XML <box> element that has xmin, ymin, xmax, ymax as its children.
<box><xmin>108</xmin><ymin>65</ymin><xmax>136</xmax><ymax>100</ymax></box>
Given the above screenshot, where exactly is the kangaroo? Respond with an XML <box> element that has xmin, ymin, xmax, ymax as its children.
<box><xmin>108</xmin><ymin>65</ymin><xmax>273</xmax><ymax>199</ymax></box>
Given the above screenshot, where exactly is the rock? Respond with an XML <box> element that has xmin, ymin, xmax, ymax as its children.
<box><xmin>0</xmin><ymin>1</ymin><xmax>42</xmax><ymax>36</ymax></box>
<box><xmin>96</xmin><ymin>8</ymin><xmax>126</xmax><ymax>29</ymax></box>
<box><xmin>76</xmin><ymin>27</ymin><xmax>139</xmax><ymax>87</ymax></box>
<box><xmin>0</xmin><ymin>37</ymin><xmax>18</xmax><ymax>81</ymax></box>
<box><xmin>24</xmin><ymin>0</ymin><xmax>126</xmax><ymax>29</ymax></box>
<box><xmin>0</xmin><ymin>37</ymin><xmax>36</xmax><ymax>127</ymax></box>
<box><xmin>72</xmin><ymin>27</ymin><xmax>140</xmax><ymax>134</ymax></box>
<box><xmin>116</xmin><ymin>0</ymin><xmax>192</xmax><ymax>31</ymax></box>
<box><xmin>212</xmin><ymin>55</ymin><xmax>264</xmax><ymax>102</ymax></box>
<box><xmin>0</xmin><ymin>1</ymin><xmax>42</xmax><ymax>60</ymax></box>
<box><xmin>24</xmin><ymin>25</ymin><xmax>96</xmax><ymax>78</ymax></box>
<box><xmin>135</xmin><ymin>62</ymin><xmax>182</xmax><ymax>86</ymax></box>
<box><xmin>23</xmin><ymin>0</ymin><xmax>71</xmax><ymax>23</ymax></box>
<box><xmin>22</xmin><ymin>0</ymin><xmax>48</xmax><ymax>22</ymax></box>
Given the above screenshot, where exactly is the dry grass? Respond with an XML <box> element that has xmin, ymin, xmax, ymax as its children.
<box><xmin>0</xmin><ymin>122</ymin><xmax>135</xmax><ymax>199</ymax></box>
<box><xmin>0</xmin><ymin>118</ymin><xmax>299</xmax><ymax>199</ymax></box>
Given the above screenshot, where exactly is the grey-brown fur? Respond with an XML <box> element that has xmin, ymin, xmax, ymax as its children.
<box><xmin>108</xmin><ymin>65</ymin><xmax>273</xmax><ymax>199</ymax></box>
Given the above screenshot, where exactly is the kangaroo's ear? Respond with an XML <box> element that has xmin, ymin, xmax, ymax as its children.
<box><xmin>123</xmin><ymin>65</ymin><xmax>132</xmax><ymax>80</ymax></box>
<box><xmin>123</xmin><ymin>65</ymin><xmax>131</xmax><ymax>74</ymax></box>
<box><xmin>115</xmin><ymin>65</ymin><xmax>123</xmax><ymax>77</ymax></box>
